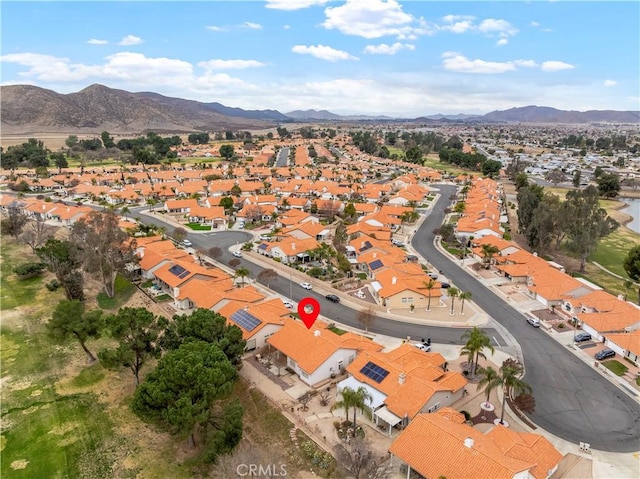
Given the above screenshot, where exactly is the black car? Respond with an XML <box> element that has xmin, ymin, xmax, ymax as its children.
<box><xmin>325</xmin><ymin>294</ymin><xmax>340</xmax><ymax>303</ymax></box>
<box><xmin>574</xmin><ymin>332</ymin><xmax>592</xmax><ymax>342</ymax></box>
<box><xmin>595</xmin><ymin>349</ymin><xmax>615</xmax><ymax>360</ymax></box>
<box><xmin>440</xmin><ymin>282</ymin><xmax>451</xmax><ymax>289</ymax></box>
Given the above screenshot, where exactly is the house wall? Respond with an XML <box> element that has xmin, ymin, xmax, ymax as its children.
<box><xmin>419</xmin><ymin>389</ymin><xmax>464</xmax><ymax>416</ymax></box>
<box><xmin>383</xmin><ymin>291</ymin><xmax>430</xmax><ymax>310</ymax></box>
<box><xmin>581</xmin><ymin>324</ymin><xmax>603</xmax><ymax>342</ymax></box>
<box><xmin>248</xmin><ymin>323</ymin><xmax>282</xmax><ymax>351</ymax></box>
<box><xmin>287</xmin><ymin>348</ymin><xmax>357</xmax><ymax>387</ymax></box>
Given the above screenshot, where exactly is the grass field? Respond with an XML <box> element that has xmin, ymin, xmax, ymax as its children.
<box><xmin>0</xmin><ymin>242</ymin><xmax>53</xmax><ymax>311</ymax></box>
<box><xmin>96</xmin><ymin>274</ymin><xmax>137</xmax><ymax>310</ymax></box>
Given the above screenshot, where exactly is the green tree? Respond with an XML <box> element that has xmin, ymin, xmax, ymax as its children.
<box><xmin>219</xmin><ymin>196</ymin><xmax>234</xmax><ymax>212</ymax></box>
<box><xmin>219</xmin><ymin>144</ymin><xmax>235</xmax><ymax>160</ymax></box>
<box><xmin>160</xmin><ymin>309</ymin><xmax>246</xmax><ymax>365</ymax></box>
<box><xmin>516</xmin><ymin>183</ymin><xmax>544</xmax><ymax>234</ymax></box>
<box><xmin>448</xmin><ymin>287</ymin><xmax>460</xmax><ymax>315</ymax></box>
<box><xmin>498</xmin><ymin>359</ymin><xmax>531</xmax><ymax>425</ymax></box>
<box><xmin>405</xmin><ymin>146</ymin><xmax>423</xmax><ymax>164</ymax></box>
<box><xmin>344</xmin><ymin>202</ymin><xmax>357</xmax><ymax>218</ymax></box>
<box><xmin>563</xmin><ymin>186</ymin><xmax>619</xmax><ymax>272</ymax></box>
<box><xmin>480</xmin><ymin>244</ymin><xmax>499</xmax><ymax>268</ymax></box>
<box><xmin>481</xmin><ymin>159</ymin><xmax>502</xmax><ymax>178</ymax></box>
<box><xmin>331</xmin><ymin>386</ymin><xmax>372</xmax><ymax>433</ymax></box>
<box><xmin>71</xmin><ymin>210</ymin><xmax>139</xmax><ymax>298</ymax></box>
<box><xmin>514</xmin><ymin>172</ymin><xmax>529</xmax><ymax>191</ymax></box>
<box><xmin>37</xmin><ymin>238</ymin><xmax>85</xmax><ymax>301</ymax></box>
<box><xmin>459</xmin><ymin>291</ymin><xmax>472</xmax><ymax>314</ymax></box>
<box><xmin>48</xmin><ymin>300</ymin><xmax>104</xmax><ymax>362</ymax></box>
<box><xmin>527</xmin><ymin>192</ymin><xmax>567</xmax><ymax>253</ymax></box>
<box><xmin>234</xmin><ymin>267</ymin><xmax>251</xmax><ymax>287</ymax></box>
<box><xmin>101</xmin><ymin>131</ymin><xmax>115</xmax><ymax>149</ymax></box>
<box><xmin>423</xmin><ymin>279</ymin><xmax>436</xmax><ymax>312</ymax></box>
<box><xmin>65</xmin><ymin>135</ymin><xmax>79</xmax><ymax>149</ymax></box>
<box><xmin>623</xmin><ymin>246</ymin><xmax>640</xmax><ymax>304</ymax></box>
<box><xmin>572</xmin><ymin>170</ymin><xmax>582</xmax><ymax>188</ymax></box>
<box><xmin>460</xmin><ymin>326</ymin><xmax>495</xmax><ymax>378</ymax></box>
<box><xmin>132</xmin><ymin>341</ymin><xmax>241</xmax><ymax>452</ymax></box>
<box><xmin>476</xmin><ymin>366</ymin><xmax>501</xmax><ymax>406</ymax></box>
<box><xmin>51</xmin><ymin>152</ymin><xmax>68</xmax><ymax>173</ymax></box>
<box><xmin>99</xmin><ymin>307</ymin><xmax>163</xmax><ymax>386</ymax></box>
<box><xmin>596</xmin><ymin>173</ymin><xmax>621</xmax><ymax>198</ymax></box>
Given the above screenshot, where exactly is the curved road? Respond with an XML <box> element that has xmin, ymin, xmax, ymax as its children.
<box><xmin>413</xmin><ymin>184</ymin><xmax>640</xmax><ymax>452</ymax></box>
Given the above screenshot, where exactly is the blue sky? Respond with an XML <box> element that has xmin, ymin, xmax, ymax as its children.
<box><xmin>1</xmin><ymin>1</ymin><xmax>638</xmax><ymax>116</ymax></box>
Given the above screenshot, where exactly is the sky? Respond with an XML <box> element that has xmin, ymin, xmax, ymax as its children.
<box><xmin>1</xmin><ymin>1</ymin><xmax>639</xmax><ymax>117</ymax></box>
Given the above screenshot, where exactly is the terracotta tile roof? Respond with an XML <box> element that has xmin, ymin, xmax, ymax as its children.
<box><xmin>267</xmin><ymin>319</ymin><xmax>382</xmax><ymax>374</ymax></box>
<box><xmin>389</xmin><ymin>413</ymin><xmax>533</xmax><ymax>479</ymax></box>
<box><xmin>603</xmin><ymin>331</ymin><xmax>640</xmax><ymax>356</ymax></box>
<box><xmin>217</xmin><ymin>298</ymin><xmax>289</xmax><ymax>338</ymax></box>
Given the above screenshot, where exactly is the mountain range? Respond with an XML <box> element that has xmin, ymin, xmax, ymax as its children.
<box><xmin>1</xmin><ymin>84</ymin><xmax>638</xmax><ymax>135</ymax></box>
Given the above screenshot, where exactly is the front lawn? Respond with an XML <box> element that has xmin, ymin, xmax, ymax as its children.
<box><xmin>328</xmin><ymin>325</ymin><xmax>347</xmax><ymax>335</ymax></box>
<box><xmin>186</xmin><ymin>222</ymin><xmax>212</xmax><ymax>231</ymax></box>
<box><xmin>601</xmin><ymin>359</ymin><xmax>628</xmax><ymax>376</ymax></box>
<box><xmin>96</xmin><ymin>274</ymin><xmax>137</xmax><ymax>310</ymax></box>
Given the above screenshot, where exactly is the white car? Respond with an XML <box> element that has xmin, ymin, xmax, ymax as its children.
<box><xmin>392</xmin><ymin>239</ymin><xmax>405</xmax><ymax>247</ymax></box>
<box><xmin>300</xmin><ymin>282</ymin><xmax>312</xmax><ymax>290</ymax></box>
<box><xmin>182</xmin><ymin>239</ymin><xmax>193</xmax><ymax>247</ymax></box>
<box><xmin>282</xmin><ymin>300</ymin><xmax>294</xmax><ymax>309</ymax></box>
<box><xmin>232</xmin><ymin>251</ymin><xmax>243</xmax><ymax>258</ymax></box>
<box><xmin>414</xmin><ymin>343</ymin><xmax>432</xmax><ymax>352</ymax></box>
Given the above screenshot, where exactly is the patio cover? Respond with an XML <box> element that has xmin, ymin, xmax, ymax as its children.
<box><xmin>337</xmin><ymin>376</ymin><xmax>386</xmax><ymax>410</ymax></box>
<box><xmin>374</xmin><ymin>406</ymin><xmax>402</xmax><ymax>426</ymax></box>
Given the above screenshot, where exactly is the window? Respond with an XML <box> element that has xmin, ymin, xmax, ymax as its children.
<box><xmin>300</xmin><ymin>370</ymin><xmax>309</xmax><ymax>379</ymax></box>
<box><xmin>401</xmin><ymin>297</ymin><xmax>414</xmax><ymax>304</ymax></box>
<box><xmin>428</xmin><ymin>402</ymin><xmax>441</xmax><ymax>413</ymax></box>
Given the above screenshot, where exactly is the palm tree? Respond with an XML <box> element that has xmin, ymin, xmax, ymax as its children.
<box><xmin>460</xmin><ymin>327</ymin><xmax>495</xmax><ymax>378</ymax></box>
<box><xmin>498</xmin><ymin>359</ymin><xmax>531</xmax><ymax>425</ymax></box>
<box><xmin>424</xmin><ymin>279</ymin><xmax>436</xmax><ymax>312</ymax></box>
<box><xmin>331</xmin><ymin>386</ymin><xmax>357</xmax><ymax>426</ymax></box>
<box><xmin>351</xmin><ymin>386</ymin><xmax>373</xmax><ymax>432</ymax></box>
<box><xmin>476</xmin><ymin>366</ymin><xmax>501</xmax><ymax>407</ymax></box>
<box><xmin>459</xmin><ymin>291</ymin><xmax>472</xmax><ymax>314</ymax></box>
<box><xmin>448</xmin><ymin>287</ymin><xmax>460</xmax><ymax>315</ymax></box>
<box><xmin>234</xmin><ymin>267</ymin><xmax>250</xmax><ymax>288</ymax></box>
<box><xmin>480</xmin><ymin>244</ymin><xmax>500</xmax><ymax>269</ymax></box>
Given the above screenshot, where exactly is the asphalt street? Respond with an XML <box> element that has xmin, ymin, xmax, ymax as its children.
<box><xmin>275</xmin><ymin>147</ymin><xmax>289</xmax><ymax>167</ymax></box>
<box><xmin>413</xmin><ymin>184</ymin><xmax>640</xmax><ymax>452</ymax></box>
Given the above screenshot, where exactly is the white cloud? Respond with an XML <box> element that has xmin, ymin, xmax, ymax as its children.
<box><xmin>206</xmin><ymin>25</ymin><xmax>226</xmax><ymax>32</ymax></box>
<box><xmin>283</xmin><ymin>25</ymin><xmax>291</xmax><ymax>30</ymax></box>
<box><xmin>243</xmin><ymin>22</ymin><xmax>262</xmax><ymax>30</ymax></box>
<box><xmin>477</xmin><ymin>19</ymin><xmax>518</xmax><ymax>36</ymax></box>
<box><xmin>198</xmin><ymin>59</ymin><xmax>266</xmax><ymax>70</ymax></box>
<box><xmin>603</xmin><ymin>79</ymin><xmax>617</xmax><ymax>87</ymax></box>
<box><xmin>530</xmin><ymin>21</ymin><xmax>540</xmax><ymax>27</ymax></box>
<box><xmin>118</xmin><ymin>35</ymin><xmax>142</xmax><ymax>46</ymax></box>
<box><xmin>513</xmin><ymin>60</ymin><xmax>538</xmax><ymax>68</ymax></box>
<box><xmin>439</xmin><ymin>15</ymin><xmax>475</xmax><ymax>34</ymax></box>
<box><xmin>540</xmin><ymin>60</ymin><xmax>575</xmax><ymax>72</ymax></box>
<box><xmin>322</xmin><ymin>0</ymin><xmax>419</xmax><ymax>39</ymax></box>
<box><xmin>441</xmin><ymin>52</ymin><xmax>517</xmax><ymax>74</ymax></box>
<box><xmin>265</xmin><ymin>0</ymin><xmax>329</xmax><ymax>10</ymax></box>
<box><xmin>496</xmin><ymin>38</ymin><xmax>508</xmax><ymax>46</ymax></box>
<box><xmin>87</xmin><ymin>39</ymin><xmax>108</xmax><ymax>45</ymax></box>
<box><xmin>363</xmin><ymin>42</ymin><xmax>415</xmax><ymax>55</ymax></box>
<box><xmin>292</xmin><ymin>44</ymin><xmax>358</xmax><ymax>61</ymax></box>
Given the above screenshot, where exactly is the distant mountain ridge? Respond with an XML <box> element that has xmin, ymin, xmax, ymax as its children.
<box><xmin>1</xmin><ymin>84</ymin><xmax>638</xmax><ymax>135</ymax></box>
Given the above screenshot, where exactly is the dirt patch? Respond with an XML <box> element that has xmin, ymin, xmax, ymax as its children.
<box><xmin>48</xmin><ymin>422</ymin><xmax>80</xmax><ymax>436</ymax></box>
<box><xmin>10</xmin><ymin>459</ymin><xmax>29</xmax><ymax>470</ymax></box>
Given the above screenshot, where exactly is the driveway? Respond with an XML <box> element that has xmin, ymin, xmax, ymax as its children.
<box><xmin>412</xmin><ymin>184</ymin><xmax>640</xmax><ymax>452</ymax></box>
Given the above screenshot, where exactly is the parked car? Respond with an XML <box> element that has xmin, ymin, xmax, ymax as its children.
<box><xmin>526</xmin><ymin>317</ymin><xmax>541</xmax><ymax>328</ymax></box>
<box><xmin>182</xmin><ymin>239</ymin><xmax>193</xmax><ymax>247</ymax></box>
<box><xmin>595</xmin><ymin>349</ymin><xmax>615</xmax><ymax>360</ymax></box>
<box><xmin>282</xmin><ymin>299</ymin><xmax>294</xmax><ymax>309</ymax></box>
<box><xmin>414</xmin><ymin>342</ymin><xmax>432</xmax><ymax>352</ymax></box>
<box><xmin>440</xmin><ymin>282</ymin><xmax>451</xmax><ymax>289</ymax></box>
<box><xmin>428</xmin><ymin>272</ymin><xmax>439</xmax><ymax>280</ymax></box>
<box><xmin>325</xmin><ymin>294</ymin><xmax>340</xmax><ymax>303</ymax></box>
<box><xmin>392</xmin><ymin>239</ymin><xmax>405</xmax><ymax>247</ymax></box>
<box><xmin>232</xmin><ymin>251</ymin><xmax>243</xmax><ymax>258</ymax></box>
<box><xmin>574</xmin><ymin>332</ymin><xmax>592</xmax><ymax>342</ymax></box>
<box><xmin>259</xmin><ymin>235</ymin><xmax>271</xmax><ymax>241</ymax></box>
<box><xmin>300</xmin><ymin>282</ymin><xmax>312</xmax><ymax>290</ymax></box>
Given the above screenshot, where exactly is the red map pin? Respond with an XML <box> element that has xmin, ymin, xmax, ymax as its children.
<box><xmin>298</xmin><ymin>297</ymin><xmax>320</xmax><ymax>329</ymax></box>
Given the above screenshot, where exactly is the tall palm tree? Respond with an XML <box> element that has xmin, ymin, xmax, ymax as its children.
<box><xmin>424</xmin><ymin>279</ymin><xmax>436</xmax><ymax>312</ymax></box>
<box><xmin>460</xmin><ymin>327</ymin><xmax>495</xmax><ymax>377</ymax></box>
<box><xmin>476</xmin><ymin>366</ymin><xmax>501</xmax><ymax>407</ymax></box>
<box><xmin>331</xmin><ymin>386</ymin><xmax>357</xmax><ymax>426</ymax></box>
<box><xmin>480</xmin><ymin>244</ymin><xmax>500</xmax><ymax>269</ymax></box>
<box><xmin>459</xmin><ymin>291</ymin><xmax>472</xmax><ymax>314</ymax></box>
<box><xmin>448</xmin><ymin>287</ymin><xmax>460</xmax><ymax>315</ymax></box>
<box><xmin>234</xmin><ymin>267</ymin><xmax>250</xmax><ymax>288</ymax></box>
<box><xmin>498</xmin><ymin>359</ymin><xmax>531</xmax><ymax>425</ymax></box>
<box><xmin>351</xmin><ymin>386</ymin><xmax>373</xmax><ymax>432</ymax></box>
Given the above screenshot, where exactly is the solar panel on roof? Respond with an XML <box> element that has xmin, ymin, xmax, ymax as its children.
<box><xmin>360</xmin><ymin>241</ymin><xmax>373</xmax><ymax>252</ymax></box>
<box><xmin>259</xmin><ymin>243</ymin><xmax>268</xmax><ymax>250</ymax></box>
<box><xmin>360</xmin><ymin>361</ymin><xmax>389</xmax><ymax>383</ymax></box>
<box><xmin>168</xmin><ymin>264</ymin><xmax>191</xmax><ymax>278</ymax></box>
<box><xmin>369</xmin><ymin>259</ymin><xmax>383</xmax><ymax>270</ymax></box>
<box><xmin>230</xmin><ymin>309</ymin><xmax>262</xmax><ymax>332</ymax></box>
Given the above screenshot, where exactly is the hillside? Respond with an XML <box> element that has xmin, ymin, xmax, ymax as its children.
<box><xmin>0</xmin><ymin>84</ymin><xmax>272</xmax><ymax>135</ymax></box>
<box><xmin>482</xmin><ymin>105</ymin><xmax>640</xmax><ymax>124</ymax></box>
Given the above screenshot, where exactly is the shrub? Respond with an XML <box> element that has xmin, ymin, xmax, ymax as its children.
<box><xmin>13</xmin><ymin>262</ymin><xmax>47</xmax><ymax>278</ymax></box>
<box><xmin>503</xmin><ymin>232</ymin><xmax>512</xmax><ymax>241</ymax></box>
<box><xmin>45</xmin><ymin>279</ymin><xmax>61</xmax><ymax>291</ymax></box>
<box><xmin>308</xmin><ymin>267</ymin><xmax>323</xmax><ymax>278</ymax></box>
<box><xmin>460</xmin><ymin>410</ymin><xmax>471</xmax><ymax>421</ymax></box>
<box><xmin>557</xmin><ymin>322</ymin><xmax>565</xmax><ymax>329</ymax></box>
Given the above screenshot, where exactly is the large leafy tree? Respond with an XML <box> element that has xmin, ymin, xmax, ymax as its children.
<box><xmin>623</xmin><ymin>246</ymin><xmax>640</xmax><ymax>304</ymax></box>
<box><xmin>160</xmin><ymin>308</ymin><xmax>246</xmax><ymax>365</ymax></box>
<box><xmin>516</xmin><ymin>183</ymin><xmax>544</xmax><ymax>234</ymax></box>
<box><xmin>563</xmin><ymin>186</ymin><xmax>619</xmax><ymax>272</ymax></box>
<box><xmin>527</xmin><ymin>192</ymin><xmax>568</xmax><ymax>253</ymax></box>
<box><xmin>37</xmin><ymin>238</ymin><xmax>85</xmax><ymax>301</ymax></box>
<box><xmin>71</xmin><ymin>210</ymin><xmax>138</xmax><ymax>298</ymax></box>
<box><xmin>1</xmin><ymin>204</ymin><xmax>28</xmax><ymax>238</ymax></box>
<box><xmin>460</xmin><ymin>326</ymin><xmax>495</xmax><ymax>378</ymax></box>
<box><xmin>596</xmin><ymin>173</ymin><xmax>621</xmax><ymax>198</ymax></box>
<box><xmin>132</xmin><ymin>341</ymin><xmax>241</xmax><ymax>452</ymax></box>
<box><xmin>48</xmin><ymin>300</ymin><xmax>104</xmax><ymax>362</ymax></box>
<box><xmin>98</xmin><ymin>307</ymin><xmax>163</xmax><ymax>386</ymax></box>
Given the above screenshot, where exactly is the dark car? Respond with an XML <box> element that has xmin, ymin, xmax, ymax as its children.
<box><xmin>574</xmin><ymin>332</ymin><xmax>592</xmax><ymax>342</ymax></box>
<box><xmin>595</xmin><ymin>349</ymin><xmax>615</xmax><ymax>360</ymax></box>
<box><xmin>440</xmin><ymin>282</ymin><xmax>451</xmax><ymax>289</ymax></box>
<box><xmin>325</xmin><ymin>294</ymin><xmax>340</xmax><ymax>303</ymax></box>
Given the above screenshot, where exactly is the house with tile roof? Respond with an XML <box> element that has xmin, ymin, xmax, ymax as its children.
<box><xmin>267</xmin><ymin>319</ymin><xmax>384</xmax><ymax>387</ymax></box>
<box><xmin>187</xmin><ymin>205</ymin><xmax>228</xmax><ymax>229</ymax></box>
<box><xmin>389</xmin><ymin>408</ymin><xmax>562</xmax><ymax>479</ymax></box>
<box><xmin>266</xmin><ymin>237</ymin><xmax>320</xmax><ymax>264</ymax></box>
<box><xmin>340</xmin><ymin>344</ymin><xmax>466</xmax><ymax>435</ymax></box>
<box><xmin>603</xmin><ymin>330</ymin><xmax>640</xmax><ymax>366</ymax></box>
<box><xmin>164</xmin><ymin>198</ymin><xmax>198</xmax><ymax>213</ymax></box>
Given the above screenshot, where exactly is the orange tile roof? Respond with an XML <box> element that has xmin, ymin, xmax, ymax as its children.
<box><xmin>603</xmin><ymin>331</ymin><xmax>640</xmax><ymax>356</ymax></box>
<box><xmin>389</xmin><ymin>412</ymin><xmax>533</xmax><ymax>479</ymax></box>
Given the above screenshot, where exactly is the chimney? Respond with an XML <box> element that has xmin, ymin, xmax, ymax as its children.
<box><xmin>314</xmin><ymin>330</ymin><xmax>321</xmax><ymax>337</ymax></box>
<box><xmin>464</xmin><ymin>437</ymin><xmax>474</xmax><ymax>448</ymax></box>
<box><xmin>398</xmin><ymin>372</ymin><xmax>406</xmax><ymax>385</ymax></box>
<box><xmin>392</xmin><ymin>276</ymin><xmax>397</xmax><ymax>285</ymax></box>
<box><xmin>244</xmin><ymin>306</ymin><xmax>249</xmax><ymax>311</ymax></box>
<box><xmin>373</xmin><ymin>252</ymin><xmax>377</xmax><ymax>258</ymax></box>
<box><xmin>292</xmin><ymin>242</ymin><xmax>296</xmax><ymax>251</ymax></box>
